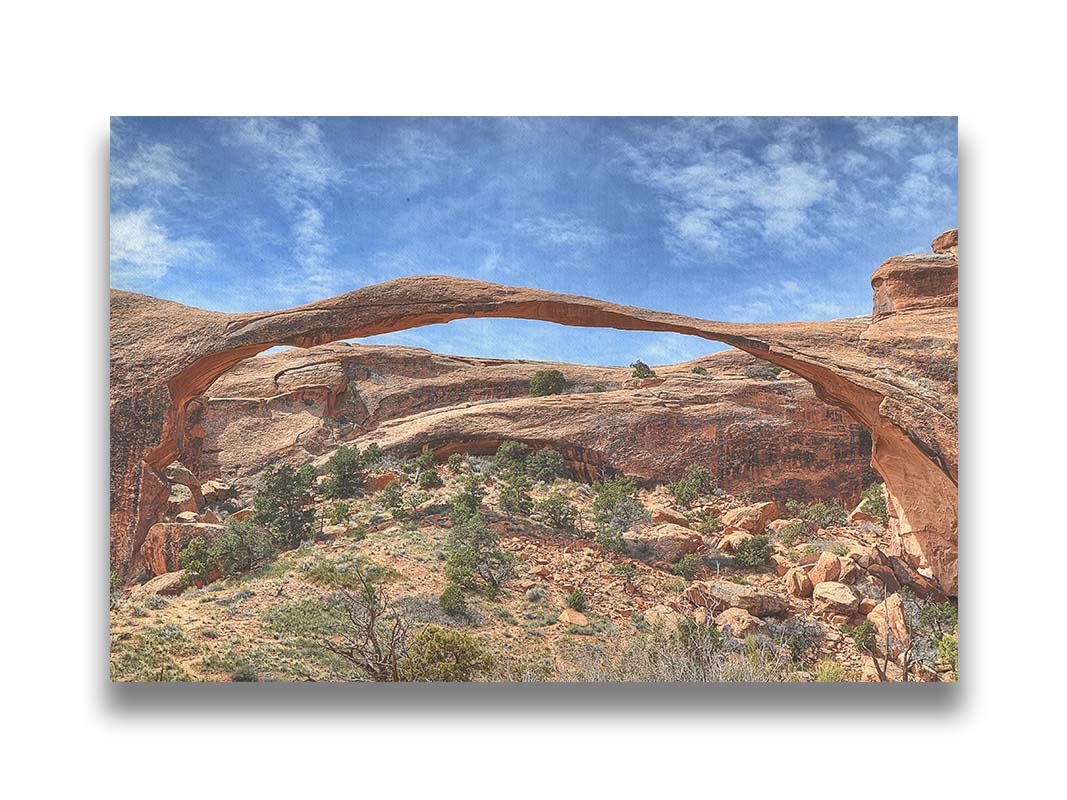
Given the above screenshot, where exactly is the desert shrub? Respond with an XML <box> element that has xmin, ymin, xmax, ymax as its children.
<box><xmin>691</xmin><ymin>366</ymin><xmax>709</xmax><ymax>375</ymax></box>
<box><xmin>777</xmin><ymin>520</ymin><xmax>805</xmax><ymax>546</ymax></box>
<box><xmin>268</xmin><ymin>557</ymin><xmax>406</xmax><ymax>681</ymax></box>
<box><xmin>322</xmin><ymin>446</ymin><xmax>365</xmax><ymax>498</ymax></box>
<box><xmin>610</xmin><ymin>562</ymin><xmax>638</xmax><ymax>586</ymax></box>
<box><xmin>414</xmin><ymin>449</ymin><xmax>436</xmax><ymax>471</ymax></box>
<box><xmin>733</xmin><ymin>535</ymin><xmax>772</xmax><ymax>568</ymax></box>
<box><xmin>498</xmin><ymin>473</ymin><xmax>533</xmax><ymax>520</ymax></box>
<box><xmin>143</xmin><ymin>594</ymin><xmax>168</xmax><ymax>610</ymax></box>
<box><xmin>590</xmin><ymin>475</ymin><xmax>649</xmax><ymax>535</ymax></box>
<box><xmin>785</xmin><ymin>499</ymin><xmax>848</xmax><ymax>528</ymax></box>
<box><xmin>362</xmin><ymin>442</ymin><xmax>383</xmax><ymax>466</ymax></box>
<box><xmin>767</xmin><ymin>616</ymin><xmax>823</xmax><ymax>661</ymax></box>
<box><xmin>252</xmin><ymin>463</ymin><xmax>317</xmax><ymax>549</ymax></box>
<box><xmin>110</xmin><ymin>624</ymin><xmax>195</xmax><ymax>682</ymax></box>
<box><xmin>591</xmin><ymin>383</ymin><xmax>607</xmax><ymax>392</ymax></box>
<box><xmin>326</xmin><ymin>500</ymin><xmax>351</xmax><ymax>526</ymax></box>
<box><xmin>447</xmin><ymin>452</ymin><xmax>466</xmax><ymax>472</ymax></box>
<box><xmin>814</xmin><ymin>660</ymin><xmax>847</xmax><ymax>682</ymax></box>
<box><xmin>231</xmin><ymin>665</ymin><xmax>259</xmax><ymax>682</ymax></box>
<box><xmin>418</xmin><ymin>468</ymin><xmax>443</xmax><ymax>489</ymax></box>
<box><xmin>178</xmin><ymin>536</ymin><xmax>218</xmax><ymax>586</ymax></box>
<box><xmin>859</xmin><ymin>481</ymin><xmax>889</xmax><ymax>525</ymax></box>
<box><xmin>595</xmin><ymin>529</ymin><xmax>626</xmax><ymax>553</ymax></box>
<box><xmin>566</xmin><ymin>589</ymin><xmax>587</xmax><ymax>612</ymax></box>
<box><xmin>744</xmin><ymin>363</ymin><xmax>782</xmax><ymax>380</ymax></box>
<box><xmin>695</xmin><ymin>510</ymin><xmax>722</xmax><ymax>535</ymax></box>
<box><xmin>529</xmin><ymin>369</ymin><xmax>566</xmax><ymax>397</ymax></box>
<box><xmin>449</xmin><ymin>474</ymin><xmax>486</xmax><ymax>524</ymax></box>
<box><xmin>438</xmin><ymin>584</ymin><xmax>469</xmax><ymax>618</ymax></box>
<box><xmin>670</xmin><ymin>553</ymin><xmax>703</xmax><ymax>581</ymax></box>
<box><xmin>380</xmin><ymin>479</ymin><xmax>405</xmax><ymax>516</ymax></box>
<box><xmin>668</xmin><ymin>464</ymin><xmax>716</xmax><ymax>507</ymax></box>
<box><xmin>919</xmin><ymin>602</ymin><xmax>958</xmax><ymax>638</ymax></box>
<box><xmin>493</xmin><ymin>440</ymin><xmax>529</xmax><ymax>474</ymax></box>
<box><xmin>938</xmin><ymin>628</ymin><xmax>959</xmax><ymax>676</ymax></box>
<box><xmin>630</xmin><ymin>360</ymin><xmax>656</xmax><ymax>378</ymax></box>
<box><xmin>445</xmin><ymin>513</ymin><xmax>517</xmax><ymax>596</ymax></box>
<box><xmin>214</xmin><ymin>517</ymin><xmax>276</xmax><ymax>576</ymax></box>
<box><xmin>534</xmin><ymin>492</ymin><xmax>578</xmax><ymax>531</ymax></box>
<box><xmin>662</xmin><ymin>576</ymin><xmax>688</xmax><ymax>593</ymax></box>
<box><xmin>526</xmin><ymin>448</ymin><xmax>566</xmax><ymax>482</ymax></box>
<box><xmin>400</xmin><ymin>626</ymin><xmax>494</xmax><ymax>682</ymax></box>
<box><xmin>406</xmin><ymin>490</ymin><xmax>429</xmax><ymax>516</ymax></box>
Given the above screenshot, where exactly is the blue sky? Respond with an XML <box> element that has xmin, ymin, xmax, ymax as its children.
<box><xmin>110</xmin><ymin>117</ymin><xmax>956</xmax><ymax>366</ymax></box>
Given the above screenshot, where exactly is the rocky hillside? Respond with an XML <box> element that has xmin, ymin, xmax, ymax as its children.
<box><xmin>112</xmin><ymin>445</ymin><xmax>955</xmax><ymax>683</ymax></box>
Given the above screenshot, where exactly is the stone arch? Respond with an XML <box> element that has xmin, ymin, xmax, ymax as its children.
<box><xmin>111</xmin><ymin>251</ymin><xmax>958</xmax><ymax>592</ymax></box>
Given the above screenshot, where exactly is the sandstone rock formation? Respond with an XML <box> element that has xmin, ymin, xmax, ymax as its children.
<box><xmin>110</xmin><ymin>231</ymin><xmax>958</xmax><ymax>592</ymax></box>
<box><xmin>191</xmin><ymin>344</ymin><xmax>877</xmax><ymax>503</ymax></box>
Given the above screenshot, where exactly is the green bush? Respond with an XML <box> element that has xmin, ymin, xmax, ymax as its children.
<box><xmin>534</xmin><ymin>492</ymin><xmax>578</xmax><ymax>531</ymax></box>
<box><xmin>526</xmin><ymin>448</ymin><xmax>566</xmax><ymax>482</ymax></box>
<box><xmin>418</xmin><ymin>468</ymin><xmax>443</xmax><ymax>489</ymax></box>
<box><xmin>695</xmin><ymin>510</ymin><xmax>722</xmax><ymax>535</ymax></box>
<box><xmin>178</xmin><ymin>536</ymin><xmax>218</xmax><ymax>585</ymax></box>
<box><xmin>566</xmin><ymin>589</ymin><xmax>587</xmax><ymax>612</ymax></box>
<box><xmin>493</xmin><ymin>440</ymin><xmax>529</xmax><ymax>473</ymax></box>
<box><xmin>784</xmin><ymin>499</ymin><xmax>848</xmax><ymax>528</ymax></box>
<box><xmin>668</xmin><ymin>464</ymin><xmax>716</xmax><ymax>507</ymax></box>
<box><xmin>380</xmin><ymin>480</ymin><xmax>405</xmax><ymax>516</ymax></box>
<box><xmin>814</xmin><ymin>660</ymin><xmax>847</xmax><ymax>682</ymax></box>
<box><xmin>591</xmin><ymin>383</ymin><xmax>607</xmax><ymax>392</ymax></box>
<box><xmin>447</xmin><ymin>452</ymin><xmax>466</xmax><ymax>472</ymax></box>
<box><xmin>449</xmin><ymin>474</ymin><xmax>486</xmax><ymax>524</ymax></box>
<box><xmin>214</xmin><ymin>517</ymin><xmax>276</xmax><ymax>576</ymax></box>
<box><xmin>778</xmin><ymin>520</ymin><xmax>805</xmax><ymax>545</ymax></box>
<box><xmin>438</xmin><ymin>584</ymin><xmax>469</xmax><ymax>618</ymax></box>
<box><xmin>252</xmin><ymin>463</ymin><xmax>317</xmax><ymax>549</ymax></box>
<box><xmin>445</xmin><ymin>513</ymin><xmax>517</xmax><ymax>596</ymax></box>
<box><xmin>590</xmin><ymin>475</ymin><xmax>649</xmax><ymax>534</ymax></box>
<box><xmin>529</xmin><ymin>369</ymin><xmax>566</xmax><ymax>396</ymax></box>
<box><xmin>362</xmin><ymin>443</ymin><xmax>383</xmax><ymax>466</ymax></box>
<box><xmin>400</xmin><ymin>626</ymin><xmax>494</xmax><ymax>682</ymax></box>
<box><xmin>595</xmin><ymin>529</ymin><xmax>626</xmax><ymax>553</ymax></box>
<box><xmin>733</xmin><ymin>535</ymin><xmax>772</xmax><ymax>568</ymax></box>
<box><xmin>326</xmin><ymin>500</ymin><xmax>351</xmax><ymax>526</ymax></box>
<box><xmin>671</xmin><ymin>553</ymin><xmax>703</xmax><ymax>581</ymax></box>
<box><xmin>498</xmin><ymin>473</ymin><xmax>533</xmax><ymax>520</ymax></box>
<box><xmin>859</xmin><ymin>482</ymin><xmax>889</xmax><ymax>525</ymax></box>
<box><xmin>630</xmin><ymin>360</ymin><xmax>656</xmax><ymax>378</ymax></box>
<box><xmin>744</xmin><ymin>363</ymin><xmax>782</xmax><ymax>380</ymax></box>
<box><xmin>322</xmin><ymin>446</ymin><xmax>365</xmax><ymax>498</ymax></box>
<box><xmin>691</xmin><ymin>366</ymin><xmax>709</xmax><ymax>375</ymax></box>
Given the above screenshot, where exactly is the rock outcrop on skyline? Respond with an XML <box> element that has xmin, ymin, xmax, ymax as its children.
<box><xmin>110</xmin><ymin>231</ymin><xmax>958</xmax><ymax>592</ymax></box>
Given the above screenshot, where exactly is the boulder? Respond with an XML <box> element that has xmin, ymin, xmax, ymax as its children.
<box><xmin>867</xmin><ymin>592</ymin><xmax>911</xmax><ymax>654</ymax></box>
<box><xmin>766</xmin><ymin>518</ymin><xmax>803</xmax><ymax>534</ymax></box>
<box><xmin>849</xmin><ymin>506</ymin><xmax>880</xmax><ymax>525</ymax></box>
<box><xmin>366</xmin><ymin>472</ymin><xmax>400</xmax><ymax>492</ymax></box>
<box><xmin>230</xmin><ymin>508</ymin><xmax>253</xmax><ymax>521</ymax></box>
<box><xmin>175</xmin><ymin>511</ymin><xmax>199</xmax><ymax>523</ymax></box>
<box><xmin>165</xmin><ymin>483</ymin><xmax>201</xmax><ymax>516</ymax></box>
<box><xmin>809</xmin><ymin>551</ymin><xmax>842</xmax><ymax>585</ymax></box>
<box><xmin>784</xmin><ymin>567</ymin><xmax>813</xmax><ymax>598</ymax></box>
<box><xmin>684</xmin><ymin>580</ymin><xmax>787</xmax><ymax>616</ymax></box>
<box><xmin>931</xmin><ymin>228</ymin><xmax>959</xmax><ymax>254</ymax></box>
<box><xmin>837</xmin><ymin>557</ymin><xmax>863</xmax><ymax>584</ymax></box>
<box><xmin>717</xmin><ymin>529</ymin><xmax>753</xmax><ymax>553</ymax></box>
<box><xmin>888</xmin><ymin>556</ymin><xmax>949</xmax><ymax>602</ymax></box>
<box><xmin>812</xmin><ymin>581</ymin><xmax>860</xmax><ymax>615</ymax></box>
<box><xmin>128</xmin><ymin>570</ymin><xmax>187</xmax><ymax>598</ymax></box>
<box><xmin>651</xmin><ymin>507</ymin><xmax>690</xmax><ymax>527</ymax></box>
<box><xmin>715</xmin><ymin>607</ymin><xmax>764</xmax><ymax>638</ymax></box>
<box><xmin>200</xmin><ymin>479</ymin><xmax>232</xmax><ymax>505</ymax></box>
<box><xmin>720</xmin><ymin>502</ymin><xmax>779</xmax><ymax>534</ymax></box>
<box><xmin>769</xmin><ymin>553</ymin><xmax>791</xmax><ymax>576</ymax></box>
<box><xmin>623</xmin><ymin>523</ymin><xmax>703</xmax><ymax>563</ymax></box>
<box><xmin>643</xmin><ymin>604</ymin><xmax>682</xmax><ymax>628</ymax></box>
<box><xmin>558</xmin><ymin>608</ymin><xmax>589</xmax><ymax>627</ymax></box>
<box><xmin>139</xmin><ymin>522</ymin><xmax>226</xmax><ymax>576</ymax></box>
<box><xmin>867</xmin><ymin>563</ymin><xmax>902</xmax><ymax>594</ymax></box>
<box><xmin>163</xmin><ymin>460</ymin><xmax>199</xmax><ymax>488</ymax></box>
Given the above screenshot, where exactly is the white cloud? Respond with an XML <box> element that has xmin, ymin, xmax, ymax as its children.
<box><xmin>513</xmin><ymin>214</ymin><xmax>607</xmax><ymax>248</ymax></box>
<box><xmin>110</xmin><ymin>207</ymin><xmax>210</xmax><ymax>282</ymax></box>
<box><xmin>229</xmin><ymin>119</ymin><xmax>343</xmax><ymax>294</ymax></box>
<box><xmin>111</xmin><ymin>142</ymin><xmax>188</xmax><ymax>197</ymax></box>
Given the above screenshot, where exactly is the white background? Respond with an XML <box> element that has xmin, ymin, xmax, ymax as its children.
<box><xmin>2</xmin><ymin>1</ymin><xmax>1062</xmax><ymax>796</ymax></box>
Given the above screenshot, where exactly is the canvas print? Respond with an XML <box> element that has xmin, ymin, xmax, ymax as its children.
<box><xmin>109</xmin><ymin>117</ymin><xmax>958</xmax><ymax>682</ymax></box>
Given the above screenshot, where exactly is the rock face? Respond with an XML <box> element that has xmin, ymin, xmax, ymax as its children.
<box><xmin>110</xmin><ymin>231</ymin><xmax>958</xmax><ymax>592</ymax></box>
<box><xmin>139</xmin><ymin>522</ymin><xmax>225</xmax><ymax>576</ymax></box>
<box><xmin>192</xmin><ymin>345</ymin><xmax>877</xmax><ymax>503</ymax></box>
